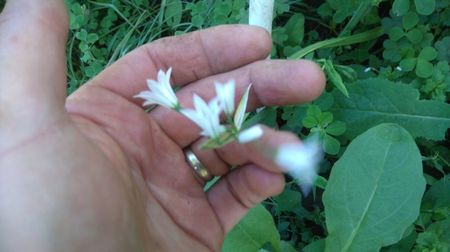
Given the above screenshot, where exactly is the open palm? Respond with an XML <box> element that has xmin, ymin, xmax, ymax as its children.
<box><xmin>0</xmin><ymin>1</ymin><xmax>325</xmax><ymax>251</ymax></box>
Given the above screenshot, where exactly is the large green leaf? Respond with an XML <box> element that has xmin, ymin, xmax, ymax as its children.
<box><xmin>330</xmin><ymin>78</ymin><xmax>450</xmax><ymax>141</ymax></box>
<box><xmin>323</xmin><ymin>124</ymin><xmax>426</xmax><ymax>252</ymax></box>
<box><xmin>222</xmin><ymin>205</ymin><xmax>281</xmax><ymax>252</ymax></box>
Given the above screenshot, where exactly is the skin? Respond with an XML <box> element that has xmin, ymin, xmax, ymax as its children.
<box><xmin>0</xmin><ymin>1</ymin><xmax>325</xmax><ymax>251</ymax></box>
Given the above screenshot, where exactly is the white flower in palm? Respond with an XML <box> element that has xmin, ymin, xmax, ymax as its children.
<box><xmin>215</xmin><ymin>80</ymin><xmax>235</xmax><ymax>116</ymax></box>
<box><xmin>181</xmin><ymin>94</ymin><xmax>226</xmax><ymax>139</ymax></box>
<box><xmin>134</xmin><ymin>67</ymin><xmax>180</xmax><ymax>110</ymax></box>
<box><xmin>275</xmin><ymin>139</ymin><xmax>323</xmax><ymax>194</ymax></box>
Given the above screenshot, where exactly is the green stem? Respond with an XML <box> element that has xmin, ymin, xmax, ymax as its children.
<box><xmin>288</xmin><ymin>27</ymin><xmax>384</xmax><ymax>60</ymax></box>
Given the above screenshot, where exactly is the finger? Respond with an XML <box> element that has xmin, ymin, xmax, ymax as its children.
<box><xmin>207</xmin><ymin>164</ymin><xmax>285</xmax><ymax>233</ymax></box>
<box><xmin>83</xmin><ymin>25</ymin><xmax>271</xmax><ymax>102</ymax></box>
<box><xmin>191</xmin><ymin>125</ymin><xmax>300</xmax><ymax>177</ymax></box>
<box><xmin>0</xmin><ymin>0</ymin><xmax>69</xmax><ymax>114</ymax></box>
<box><xmin>151</xmin><ymin>60</ymin><xmax>325</xmax><ymax>147</ymax></box>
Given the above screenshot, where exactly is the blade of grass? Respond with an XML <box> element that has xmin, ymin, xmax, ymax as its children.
<box><xmin>288</xmin><ymin>27</ymin><xmax>384</xmax><ymax>60</ymax></box>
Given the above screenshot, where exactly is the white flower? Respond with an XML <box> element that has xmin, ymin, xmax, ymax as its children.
<box><xmin>181</xmin><ymin>94</ymin><xmax>226</xmax><ymax>139</ymax></box>
<box><xmin>237</xmin><ymin>125</ymin><xmax>263</xmax><ymax>143</ymax></box>
<box><xmin>134</xmin><ymin>68</ymin><xmax>180</xmax><ymax>110</ymax></box>
<box><xmin>234</xmin><ymin>84</ymin><xmax>252</xmax><ymax>130</ymax></box>
<box><xmin>274</xmin><ymin>139</ymin><xmax>323</xmax><ymax>194</ymax></box>
<box><xmin>364</xmin><ymin>67</ymin><xmax>373</xmax><ymax>73</ymax></box>
<box><xmin>215</xmin><ymin>80</ymin><xmax>235</xmax><ymax>116</ymax></box>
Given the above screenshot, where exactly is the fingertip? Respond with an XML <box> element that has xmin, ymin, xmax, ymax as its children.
<box><xmin>246</xmin><ymin>25</ymin><xmax>273</xmax><ymax>58</ymax></box>
<box><xmin>298</xmin><ymin>60</ymin><xmax>326</xmax><ymax>101</ymax></box>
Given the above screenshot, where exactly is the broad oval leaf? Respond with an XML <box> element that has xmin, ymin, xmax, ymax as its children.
<box><xmin>222</xmin><ymin>205</ymin><xmax>281</xmax><ymax>252</ymax></box>
<box><xmin>323</xmin><ymin>124</ymin><xmax>426</xmax><ymax>252</ymax></box>
<box><xmin>414</xmin><ymin>0</ymin><xmax>436</xmax><ymax>15</ymax></box>
<box><xmin>392</xmin><ymin>0</ymin><xmax>409</xmax><ymax>16</ymax></box>
<box><xmin>330</xmin><ymin>78</ymin><xmax>450</xmax><ymax>141</ymax></box>
<box><xmin>393</xmin><ymin>0</ymin><xmax>410</xmax><ymax>16</ymax></box>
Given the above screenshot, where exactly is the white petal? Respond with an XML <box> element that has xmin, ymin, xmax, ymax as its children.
<box><xmin>234</xmin><ymin>84</ymin><xmax>252</xmax><ymax>130</ymax></box>
<box><xmin>135</xmin><ymin>68</ymin><xmax>179</xmax><ymax>109</ymax></box>
<box><xmin>237</xmin><ymin>125</ymin><xmax>263</xmax><ymax>143</ymax></box>
<box><xmin>215</xmin><ymin>80</ymin><xmax>235</xmax><ymax>115</ymax></box>
<box><xmin>181</xmin><ymin>94</ymin><xmax>225</xmax><ymax>139</ymax></box>
<box><xmin>274</xmin><ymin>140</ymin><xmax>323</xmax><ymax>194</ymax></box>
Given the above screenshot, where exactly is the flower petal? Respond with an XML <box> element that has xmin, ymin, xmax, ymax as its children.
<box><xmin>234</xmin><ymin>84</ymin><xmax>252</xmax><ymax>130</ymax></box>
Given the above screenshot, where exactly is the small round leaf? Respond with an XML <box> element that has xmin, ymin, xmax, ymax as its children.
<box><xmin>402</xmin><ymin>12</ymin><xmax>419</xmax><ymax>30</ymax></box>
<box><xmin>399</xmin><ymin>58</ymin><xmax>417</xmax><ymax>72</ymax></box>
<box><xmin>418</xmin><ymin>46</ymin><xmax>438</xmax><ymax>61</ymax></box>
<box><xmin>416</xmin><ymin>59</ymin><xmax>434</xmax><ymax>78</ymax></box>
<box><xmin>406</xmin><ymin>28</ymin><xmax>424</xmax><ymax>44</ymax></box>
<box><xmin>388</xmin><ymin>27</ymin><xmax>405</xmax><ymax>41</ymax></box>
<box><xmin>392</xmin><ymin>0</ymin><xmax>410</xmax><ymax>16</ymax></box>
<box><xmin>415</xmin><ymin>0</ymin><xmax>436</xmax><ymax>15</ymax></box>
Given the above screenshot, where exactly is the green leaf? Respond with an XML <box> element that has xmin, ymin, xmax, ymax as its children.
<box><xmin>280</xmin><ymin>241</ymin><xmax>298</xmax><ymax>252</ymax></box>
<box><xmin>422</xmin><ymin>176</ymin><xmax>450</xmax><ymax>220</ymax></box>
<box><xmin>273</xmin><ymin>189</ymin><xmax>301</xmax><ymax>212</ymax></box>
<box><xmin>324</xmin><ymin>60</ymin><xmax>350</xmax><ymax>97</ymax></box>
<box><xmin>222</xmin><ymin>205</ymin><xmax>281</xmax><ymax>252</ymax></box>
<box><xmin>323</xmin><ymin>134</ymin><xmax>340</xmax><ymax>155</ymax></box>
<box><xmin>382</xmin><ymin>229</ymin><xmax>418</xmax><ymax>252</ymax></box>
<box><xmin>330</xmin><ymin>78</ymin><xmax>450</xmax><ymax>141</ymax></box>
<box><xmin>414</xmin><ymin>219</ymin><xmax>450</xmax><ymax>251</ymax></box>
<box><xmin>414</xmin><ymin>0</ymin><xmax>436</xmax><ymax>15</ymax></box>
<box><xmin>315</xmin><ymin>175</ymin><xmax>328</xmax><ymax>190</ymax></box>
<box><xmin>402</xmin><ymin>12</ymin><xmax>419</xmax><ymax>30</ymax></box>
<box><xmin>416</xmin><ymin>59</ymin><xmax>434</xmax><ymax>78</ymax></box>
<box><xmin>304</xmin><ymin>239</ymin><xmax>326</xmax><ymax>252</ymax></box>
<box><xmin>388</xmin><ymin>27</ymin><xmax>404</xmax><ymax>41</ymax></box>
<box><xmin>303</xmin><ymin>105</ymin><xmax>322</xmax><ymax>128</ymax></box>
<box><xmin>86</xmin><ymin>33</ymin><xmax>99</xmax><ymax>44</ymax></box>
<box><xmin>418</xmin><ymin>46</ymin><xmax>438</xmax><ymax>61</ymax></box>
<box><xmin>435</xmin><ymin>36</ymin><xmax>450</xmax><ymax>61</ymax></box>
<box><xmin>320</xmin><ymin>112</ymin><xmax>334</xmax><ymax>126</ymax></box>
<box><xmin>393</xmin><ymin>0</ymin><xmax>410</xmax><ymax>16</ymax></box>
<box><xmin>323</xmin><ymin>124</ymin><xmax>426</xmax><ymax>252</ymax></box>
<box><xmin>164</xmin><ymin>0</ymin><xmax>182</xmax><ymax>26</ymax></box>
<box><xmin>399</xmin><ymin>57</ymin><xmax>417</xmax><ymax>71</ymax></box>
<box><xmin>284</xmin><ymin>14</ymin><xmax>305</xmax><ymax>46</ymax></box>
<box><xmin>406</xmin><ymin>28</ymin><xmax>424</xmax><ymax>44</ymax></box>
<box><xmin>326</xmin><ymin>121</ymin><xmax>347</xmax><ymax>136</ymax></box>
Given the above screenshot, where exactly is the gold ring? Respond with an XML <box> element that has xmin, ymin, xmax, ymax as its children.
<box><xmin>184</xmin><ymin>149</ymin><xmax>213</xmax><ymax>182</ymax></box>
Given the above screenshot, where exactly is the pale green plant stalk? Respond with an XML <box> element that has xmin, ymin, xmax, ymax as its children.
<box><xmin>249</xmin><ymin>0</ymin><xmax>274</xmax><ymax>34</ymax></box>
<box><xmin>249</xmin><ymin>0</ymin><xmax>274</xmax><ymax>60</ymax></box>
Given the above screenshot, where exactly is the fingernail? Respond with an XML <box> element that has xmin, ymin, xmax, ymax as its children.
<box><xmin>237</xmin><ymin>125</ymin><xmax>264</xmax><ymax>143</ymax></box>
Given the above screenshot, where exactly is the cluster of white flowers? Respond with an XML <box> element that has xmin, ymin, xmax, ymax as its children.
<box><xmin>135</xmin><ymin>68</ymin><xmax>322</xmax><ymax>194</ymax></box>
<box><xmin>135</xmin><ymin>68</ymin><xmax>252</xmax><ymax>147</ymax></box>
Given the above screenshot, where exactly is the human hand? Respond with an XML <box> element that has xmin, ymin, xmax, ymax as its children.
<box><xmin>0</xmin><ymin>1</ymin><xmax>325</xmax><ymax>251</ymax></box>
